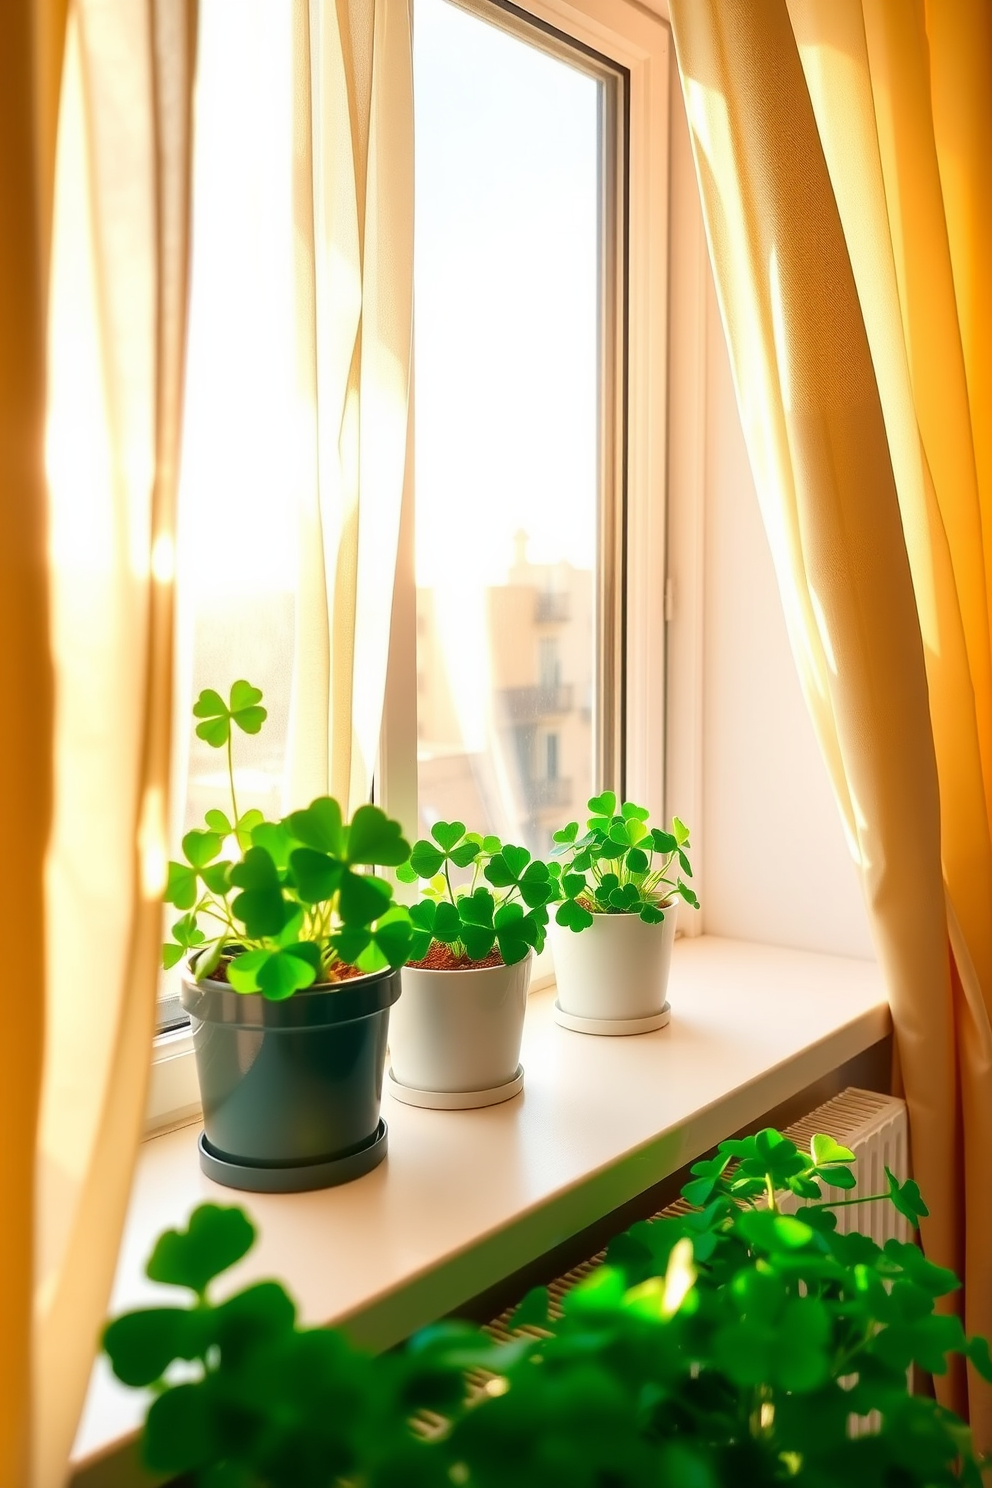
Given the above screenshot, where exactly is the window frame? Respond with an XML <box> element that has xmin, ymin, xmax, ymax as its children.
<box><xmin>379</xmin><ymin>0</ymin><xmax>672</xmax><ymax>844</ymax></box>
<box><xmin>147</xmin><ymin>0</ymin><xmax>675</xmax><ymax>1131</ymax></box>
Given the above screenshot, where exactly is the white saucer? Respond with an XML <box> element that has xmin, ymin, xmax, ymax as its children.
<box><xmin>386</xmin><ymin>1063</ymin><xmax>525</xmax><ymax>1109</ymax></box>
<box><xmin>552</xmin><ymin>1001</ymin><xmax>671</xmax><ymax>1036</ymax></box>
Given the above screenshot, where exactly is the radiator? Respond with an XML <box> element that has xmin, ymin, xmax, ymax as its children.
<box><xmin>407</xmin><ymin>1090</ymin><xmax>915</xmax><ymax>1445</ymax></box>
<box><xmin>484</xmin><ymin>1087</ymin><xmax>911</xmax><ymax>1342</ymax></box>
<box><xmin>775</xmin><ymin>1087</ymin><xmax>911</xmax><ymax>1244</ymax></box>
<box><xmin>470</xmin><ymin>1088</ymin><xmax>912</xmax><ymax>1441</ymax></box>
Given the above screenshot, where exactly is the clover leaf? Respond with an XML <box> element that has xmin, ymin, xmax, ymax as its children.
<box><xmin>547</xmin><ymin>799</ymin><xmax>698</xmax><ymax>932</ymax></box>
<box><xmin>229</xmin><ymin>847</ymin><xmax>291</xmax><ymax>938</ymax></box>
<box><xmin>192</xmin><ymin>681</ymin><xmax>266</xmax><ymax>748</ymax></box>
<box><xmin>886</xmin><ymin>1168</ymin><xmax>930</xmax><ymax>1225</ymax></box>
<box><xmin>146</xmin><ymin>1204</ymin><xmax>255</xmax><ymax>1297</ymax></box>
<box><xmin>346</xmin><ymin>804</ymin><xmax>410</xmax><ymax>867</ymax></box>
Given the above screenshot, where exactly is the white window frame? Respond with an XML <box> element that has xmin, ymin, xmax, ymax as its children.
<box><xmin>147</xmin><ymin>0</ymin><xmax>676</xmax><ymax>1133</ymax></box>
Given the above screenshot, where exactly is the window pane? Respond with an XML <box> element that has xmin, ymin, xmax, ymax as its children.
<box><xmin>413</xmin><ymin>0</ymin><xmax>605</xmax><ymax>859</ymax></box>
<box><xmin>158</xmin><ymin>3</ymin><xmax>299</xmax><ymax>1029</ymax></box>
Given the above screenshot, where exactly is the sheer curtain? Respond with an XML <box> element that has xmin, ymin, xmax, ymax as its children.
<box><xmin>669</xmin><ymin>0</ymin><xmax>992</xmax><ymax>1440</ymax></box>
<box><xmin>0</xmin><ymin>4</ymin><xmax>65</xmax><ymax>1481</ymax></box>
<box><xmin>1</xmin><ymin>0</ymin><xmax>196</xmax><ymax>1482</ymax></box>
<box><xmin>288</xmin><ymin>0</ymin><xmax>414</xmax><ymax>817</ymax></box>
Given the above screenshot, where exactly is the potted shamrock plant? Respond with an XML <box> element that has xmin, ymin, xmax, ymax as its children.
<box><xmin>387</xmin><ymin>823</ymin><xmax>553</xmax><ymax>1108</ymax></box>
<box><xmin>548</xmin><ymin>791</ymin><xmax>698</xmax><ymax>1034</ymax></box>
<box><xmin>163</xmin><ymin>681</ymin><xmax>413</xmax><ymax>1192</ymax></box>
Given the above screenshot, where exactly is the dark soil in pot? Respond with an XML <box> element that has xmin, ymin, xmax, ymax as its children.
<box><xmin>180</xmin><ymin>964</ymin><xmax>401</xmax><ymax>1185</ymax></box>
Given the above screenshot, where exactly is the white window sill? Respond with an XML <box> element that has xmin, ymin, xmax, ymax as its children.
<box><xmin>72</xmin><ymin>935</ymin><xmax>888</xmax><ymax>1484</ymax></box>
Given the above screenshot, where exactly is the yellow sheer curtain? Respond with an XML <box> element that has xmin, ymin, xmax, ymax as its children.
<box><xmin>0</xmin><ymin>6</ymin><xmax>66</xmax><ymax>1483</ymax></box>
<box><xmin>669</xmin><ymin>0</ymin><xmax>992</xmax><ymax>1439</ymax></box>
<box><xmin>288</xmin><ymin>0</ymin><xmax>414</xmax><ymax>817</ymax></box>
<box><xmin>0</xmin><ymin>0</ymin><xmax>197</xmax><ymax>1482</ymax></box>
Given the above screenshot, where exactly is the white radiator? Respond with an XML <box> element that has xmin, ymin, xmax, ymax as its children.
<box><xmin>776</xmin><ymin>1087</ymin><xmax>911</xmax><ymax>1244</ymax></box>
<box><xmin>461</xmin><ymin>1089</ymin><xmax>914</xmax><ymax>1445</ymax></box>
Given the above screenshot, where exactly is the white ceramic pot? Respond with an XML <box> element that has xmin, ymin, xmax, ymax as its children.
<box><xmin>549</xmin><ymin>900</ymin><xmax>677</xmax><ymax>1025</ymax></box>
<box><xmin>389</xmin><ymin>952</ymin><xmax>532</xmax><ymax>1099</ymax></box>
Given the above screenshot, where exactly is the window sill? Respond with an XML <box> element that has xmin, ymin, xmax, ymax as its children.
<box><xmin>72</xmin><ymin>935</ymin><xmax>888</xmax><ymax>1484</ymax></box>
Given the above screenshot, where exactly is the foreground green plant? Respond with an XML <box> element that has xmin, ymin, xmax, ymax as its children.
<box><xmin>550</xmin><ymin>790</ymin><xmax>700</xmax><ymax>931</ymax></box>
<box><xmin>105</xmin><ymin>1129</ymin><xmax>992</xmax><ymax>1486</ymax></box>
<box><xmin>161</xmin><ymin>681</ymin><xmax>413</xmax><ymax>998</ymax></box>
<box><xmin>396</xmin><ymin>821</ymin><xmax>553</xmax><ymax>966</ymax></box>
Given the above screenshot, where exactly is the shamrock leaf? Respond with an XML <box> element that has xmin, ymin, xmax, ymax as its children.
<box><xmin>677</xmin><ymin>880</ymin><xmax>700</xmax><ymax>909</ymax></box>
<box><xmin>484</xmin><ymin>843</ymin><xmax>531</xmax><ymax>888</ymax></box>
<box><xmin>146</xmin><ymin>1204</ymin><xmax>255</xmax><ymax>1296</ymax></box>
<box><xmin>289</xmin><ymin>848</ymin><xmax>342</xmax><ymax>905</ymax></box>
<box><xmin>103</xmin><ymin>1308</ymin><xmax>208</xmax><ymax>1389</ymax></box>
<box><xmin>191</xmin><ymin>688</ymin><xmax>230</xmax><ymax>748</ymax></box>
<box><xmin>810</xmin><ymin>1134</ymin><xmax>856</xmax><ymax>1167</ymax></box>
<box><xmin>494</xmin><ymin>902</ymin><xmax>537</xmax><ymax>965</ymax></box>
<box><xmin>234</xmin><ymin>808</ymin><xmax>264</xmax><ymax>852</ymax></box>
<box><xmin>182</xmin><ymin>830</ymin><xmax>221</xmax><ymax>869</ymax></box>
<box><xmin>337</xmin><ymin>867</ymin><xmax>393</xmax><ymax>927</ymax></box>
<box><xmin>192</xmin><ymin>681</ymin><xmax>266</xmax><ymax>748</ymax></box>
<box><xmin>229</xmin><ymin>847</ymin><xmax>289</xmax><ymax>938</ymax></box>
<box><xmin>409</xmin><ymin>839</ymin><xmax>445</xmax><ymax>879</ymax></box>
<box><xmin>431</xmin><ymin>820</ymin><xmax>465</xmax><ymax>852</ymax></box>
<box><xmin>556</xmin><ymin>898</ymin><xmax>594</xmax><ymax>932</ymax></box>
<box><xmin>165</xmin><ymin>860</ymin><xmax>197</xmax><ymax>911</ymax></box>
<box><xmin>459</xmin><ymin>888</ymin><xmax>496</xmax><ymax>930</ymax></box>
<box><xmin>587</xmin><ymin>790</ymin><xmax>617</xmax><ymax>817</ymax></box>
<box><xmin>286</xmin><ymin>797</ymin><xmax>344</xmax><ymax>857</ymax></box>
<box><xmin>256</xmin><ymin>946</ymin><xmax>319</xmax><ymax>1001</ymax></box>
<box><xmin>639</xmin><ymin>903</ymin><xmax>666</xmax><ymax>925</ymax></box>
<box><xmin>517</xmin><ymin>861</ymin><xmax>553</xmax><ymax>908</ymax></box>
<box><xmin>552</xmin><ymin>821</ymin><xmax>579</xmax><ymax>848</ymax></box>
<box><xmin>886</xmin><ymin>1168</ymin><xmax>929</xmax><ymax>1226</ymax></box>
<box><xmin>432</xmin><ymin>900</ymin><xmax>461</xmax><ymax>943</ymax></box>
<box><xmin>346</xmin><ymin>804</ymin><xmax>410</xmax><ymax>867</ymax></box>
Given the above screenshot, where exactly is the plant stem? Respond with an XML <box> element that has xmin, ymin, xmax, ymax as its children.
<box><xmin>803</xmin><ymin>1194</ymin><xmax>885</xmax><ymax>1211</ymax></box>
<box><xmin>227</xmin><ymin>732</ymin><xmax>240</xmax><ymax>826</ymax></box>
<box><xmin>765</xmin><ymin>1175</ymin><xmax>778</xmax><ymax>1213</ymax></box>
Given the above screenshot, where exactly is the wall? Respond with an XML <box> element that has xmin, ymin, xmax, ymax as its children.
<box><xmin>699</xmin><ymin>278</ymin><xmax>874</xmax><ymax>959</ymax></box>
<box><xmin>664</xmin><ymin>47</ymin><xmax>875</xmax><ymax>961</ymax></box>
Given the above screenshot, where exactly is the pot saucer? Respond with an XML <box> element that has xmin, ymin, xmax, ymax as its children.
<box><xmin>197</xmin><ymin>1119</ymin><xmax>388</xmax><ymax>1193</ymax></box>
<box><xmin>553</xmin><ymin>1001</ymin><xmax>671</xmax><ymax>1036</ymax></box>
<box><xmin>386</xmin><ymin>1064</ymin><xmax>524</xmax><ymax>1110</ymax></box>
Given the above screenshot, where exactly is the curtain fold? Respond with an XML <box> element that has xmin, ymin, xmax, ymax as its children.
<box><xmin>669</xmin><ymin>0</ymin><xmax>992</xmax><ymax>1440</ymax></box>
<box><xmin>288</xmin><ymin>0</ymin><xmax>414</xmax><ymax>817</ymax></box>
<box><xmin>0</xmin><ymin>5</ymin><xmax>66</xmax><ymax>1482</ymax></box>
<box><xmin>33</xmin><ymin>1</ymin><xmax>197</xmax><ymax>1483</ymax></box>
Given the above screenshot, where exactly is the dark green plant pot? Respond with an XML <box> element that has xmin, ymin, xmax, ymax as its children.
<box><xmin>180</xmin><ymin>965</ymin><xmax>401</xmax><ymax>1193</ymax></box>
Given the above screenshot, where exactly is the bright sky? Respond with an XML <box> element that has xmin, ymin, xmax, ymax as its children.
<box><xmin>168</xmin><ymin>0</ymin><xmax>601</xmax><ymax>595</ymax></box>
<box><xmin>414</xmin><ymin>0</ymin><xmax>601</xmax><ymax>587</ymax></box>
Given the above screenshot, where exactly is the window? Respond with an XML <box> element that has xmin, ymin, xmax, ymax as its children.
<box><xmin>150</xmin><ymin>0</ymin><xmax>671</xmax><ymax>1117</ymax></box>
<box><xmin>382</xmin><ymin>0</ymin><xmax>635</xmax><ymax>874</ymax></box>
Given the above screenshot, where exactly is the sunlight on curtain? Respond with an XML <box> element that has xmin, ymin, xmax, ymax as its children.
<box><xmin>0</xmin><ymin>2</ymin><xmax>66</xmax><ymax>1479</ymax></box>
<box><xmin>670</xmin><ymin>0</ymin><xmax>992</xmax><ymax>1439</ymax></box>
<box><xmin>38</xmin><ymin>2</ymin><xmax>195</xmax><ymax>1481</ymax></box>
<box><xmin>288</xmin><ymin>0</ymin><xmax>414</xmax><ymax>818</ymax></box>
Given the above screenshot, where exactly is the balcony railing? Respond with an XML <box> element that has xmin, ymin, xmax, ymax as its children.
<box><xmin>534</xmin><ymin>591</ymin><xmax>570</xmax><ymax>623</ymax></box>
<box><xmin>498</xmin><ymin>683</ymin><xmax>574</xmax><ymax>721</ymax></box>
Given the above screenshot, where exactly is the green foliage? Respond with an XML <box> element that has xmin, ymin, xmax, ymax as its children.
<box><xmin>549</xmin><ymin>792</ymin><xmax>699</xmax><ymax>931</ymax></box>
<box><xmin>162</xmin><ymin>683</ymin><xmax>414</xmax><ymax>996</ymax></box>
<box><xmin>106</xmin><ymin>1132</ymin><xmax>992</xmax><ymax>1487</ymax></box>
<box><xmin>396</xmin><ymin>821</ymin><xmax>552</xmax><ymax>967</ymax></box>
